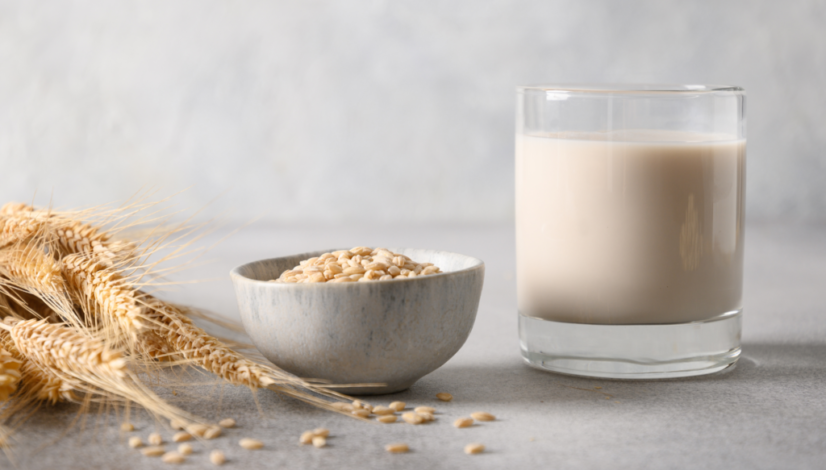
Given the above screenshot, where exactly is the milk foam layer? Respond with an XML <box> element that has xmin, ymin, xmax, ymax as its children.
<box><xmin>515</xmin><ymin>131</ymin><xmax>745</xmax><ymax>325</ymax></box>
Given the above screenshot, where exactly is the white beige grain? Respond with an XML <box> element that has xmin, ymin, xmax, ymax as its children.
<box><xmin>161</xmin><ymin>451</ymin><xmax>185</xmax><ymax>464</ymax></box>
<box><xmin>210</xmin><ymin>450</ymin><xmax>226</xmax><ymax>465</ymax></box>
<box><xmin>239</xmin><ymin>438</ymin><xmax>264</xmax><ymax>450</ymax></box>
<box><xmin>172</xmin><ymin>432</ymin><xmax>191</xmax><ymax>442</ymax></box>
<box><xmin>470</xmin><ymin>412</ymin><xmax>496</xmax><ymax>422</ymax></box>
<box><xmin>464</xmin><ymin>443</ymin><xmax>485</xmax><ymax>455</ymax></box>
<box><xmin>385</xmin><ymin>443</ymin><xmax>409</xmax><ymax>454</ymax></box>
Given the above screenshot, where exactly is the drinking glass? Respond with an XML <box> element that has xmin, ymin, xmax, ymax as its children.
<box><xmin>516</xmin><ymin>84</ymin><xmax>746</xmax><ymax>378</ymax></box>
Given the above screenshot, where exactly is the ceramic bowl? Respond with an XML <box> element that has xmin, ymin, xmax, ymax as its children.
<box><xmin>230</xmin><ymin>248</ymin><xmax>484</xmax><ymax>394</ymax></box>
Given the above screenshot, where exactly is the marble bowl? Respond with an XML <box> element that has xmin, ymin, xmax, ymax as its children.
<box><xmin>230</xmin><ymin>249</ymin><xmax>484</xmax><ymax>394</ymax></box>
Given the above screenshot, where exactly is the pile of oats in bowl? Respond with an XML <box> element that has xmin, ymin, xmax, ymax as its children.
<box><xmin>272</xmin><ymin>247</ymin><xmax>442</xmax><ymax>283</ymax></box>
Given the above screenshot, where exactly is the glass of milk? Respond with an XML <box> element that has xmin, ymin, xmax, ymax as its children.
<box><xmin>516</xmin><ymin>84</ymin><xmax>746</xmax><ymax>378</ymax></box>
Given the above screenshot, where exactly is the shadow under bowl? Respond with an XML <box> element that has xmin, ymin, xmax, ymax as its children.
<box><xmin>230</xmin><ymin>248</ymin><xmax>485</xmax><ymax>394</ymax></box>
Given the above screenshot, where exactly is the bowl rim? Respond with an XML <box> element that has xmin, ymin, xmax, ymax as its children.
<box><xmin>229</xmin><ymin>247</ymin><xmax>485</xmax><ymax>287</ymax></box>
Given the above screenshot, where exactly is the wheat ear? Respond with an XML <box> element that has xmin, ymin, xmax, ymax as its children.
<box><xmin>63</xmin><ymin>252</ymin><xmax>356</xmax><ymax>409</ymax></box>
<box><xmin>0</xmin><ymin>203</ymin><xmax>137</xmax><ymax>267</ymax></box>
<box><xmin>61</xmin><ymin>254</ymin><xmax>277</xmax><ymax>389</ymax></box>
<box><xmin>0</xmin><ymin>347</ymin><xmax>21</xmax><ymax>401</ymax></box>
<box><xmin>0</xmin><ymin>319</ymin><xmax>202</xmax><ymax>424</ymax></box>
<box><xmin>18</xmin><ymin>361</ymin><xmax>79</xmax><ymax>404</ymax></box>
<box><xmin>0</xmin><ymin>333</ymin><xmax>78</xmax><ymax>404</ymax></box>
<box><xmin>61</xmin><ymin>253</ymin><xmax>148</xmax><ymax>335</ymax></box>
<box><xmin>145</xmin><ymin>302</ymin><xmax>364</xmax><ymax>417</ymax></box>
<box><xmin>146</xmin><ymin>301</ymin><xmax>275</xmax><ymax>389</ymax></box>
<box><xmin>0</xmin><ymin>216</ymin><xmax>43</xmax><ymax>250</ymax></box>
<box><xmin>0</xmin><ymin>242</ymin><xmax>65</xmax><ymax>295</ymax></box>
<box><xmin>0</xmin><ymin>203</ymin><xmax>31</xmax><ymax>216</ymax></box>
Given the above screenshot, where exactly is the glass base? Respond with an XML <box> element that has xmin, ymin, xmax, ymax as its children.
<box><xmin>519</xmin><ymin>310</ymin><xmax>741</xmax><ymax>379</ymax></box>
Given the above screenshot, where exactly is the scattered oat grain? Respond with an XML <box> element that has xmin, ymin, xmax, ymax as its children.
<box><xmin>414</xmin><ymin>406</ymin><xmax>435</xmax><ymax>414</ymax></box>
<box><xmin>178</xmin><ymin>444</ymin><xmax>193</xmax><ymax>455</ymax></box>
<box><xmin>385</xmin><ymin>443</ymin><xmax>409</xmax><ymax>454</ymax></box>
<box><xmin>436</xmin><ymin>392</ymin><xmax>453</xmax><ymax>402</ymax></box>
<box><xmin>377</xmin><ymin>415</ymin><xmax>397</xmax><ymax>424</ymax></box>
<box><xmin>417</xmin><ymin>411</ymin><xmax>435</xmax><ymax>422</ymax></box>
<box><xmin>454</xmin><ymin>417</ymin><xmax>473</xmax><ymax>428</ymax></box>
<box><xmin>210</xmin><ymin>450</ymin><xmax>226</xmax><ymax>465</ymax></box>
<box><xmin>219</xmin><ymin>418</ymin><xmax>236</xmax><ymax>428</ymax></box>
<box><xmin>148</xmin><ymin>433</ymin><xmax>163</xmax><ymax>446</ymax></box>
<box><xmin>239</xmin><ymin>438</ymin><xmax>264</xmax><ymax>450</ymax></box>
<box><xmin>162</xmin><ymin>451</ymin><xmax>185</xmax><ymax>464</ymax></box>
<box><xmin>313</xmin><ymin>427</ymin><xmax>330</xmax><ymax>438</ymax></box>
<box><xmin>402</xmin><ymin>412</ymin><xmax>424</xmax><ymax>425</ymax></box>
<box><xmin>312</xmin><ymin>436</ymin><xmax>327</xmax><ymax>448</ymax></box>
<box><xmin>470</xmin><ymin>412</ymin><xmax>495</xmax><ymax>422</ymax></box>
<box><xmin>464</xmin><ymin>443</ymin><xmax>485</xmax><ymax>455</ymax></box>
<box><xmin>141</xmin><ymin>446</ymin><xmax>165</xmax><ymax>457</ymax></box>
<box><xmin>187</xmin><ymin>424</ymin><xmax>208</xmax><ymax>437</ymax></box>
<box><xmin>352</xmin><ymin>400</ymin><xmax>372</xmax><ymax>411</ymax></box>
<box><xmin>331</xmin><ymin>402</ymin><xmax>353</xmax><ymax>412</ymax></box>
<box><xmin>351</xmin><ymin>409</ymin><xmax>371</xmax><ymax>418</ymax></box>
<box><xmin>300</xmin><ymin>431</ymin><xmax>314</xmax><ymax>445</ymax></box>
<box><xmin>204</xmin><ymin>426</ymin><xmax>222</xmax><ymax>439</ymax></box>
<box><xmin>128</xmin><ymin>437</ymin><xmax>143</xmax><ymax>448</ymax></box>
<box><xmin>389</xmin><ymin>401</ymin><xmax>406</xmax><ymax>412</ymax></box>
<box><xmin>372</xmin><ymin>405</ymin><xmax>395</xmax><ymax>415</ymax></box>
<box><xmin>172</xmin><ymin>432</ymin><xmax>191</xmax><ymax>442</ymax></box>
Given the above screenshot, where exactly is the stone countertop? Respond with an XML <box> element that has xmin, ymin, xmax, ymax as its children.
<box><xmin>4</xmin><ymin>223</ymin><xmax>825</xmax><ymax>469</ymax></box>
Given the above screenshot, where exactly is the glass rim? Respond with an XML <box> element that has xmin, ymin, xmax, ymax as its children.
<box><xmin>517</xmin><ymin>83</ymin><xmax>744</xmax><ymax>95</ymax></box>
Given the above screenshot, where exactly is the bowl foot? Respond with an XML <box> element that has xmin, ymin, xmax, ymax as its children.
<box><xmin>329</xmin><ymin>381</ymin><xmax>416</xmax><ymax>396</ymax></box>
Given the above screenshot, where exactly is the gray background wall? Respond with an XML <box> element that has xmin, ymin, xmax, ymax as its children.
<box><xmin>1</xmin><ymin>0</ymin><xmax>824</xmax><ymax>224</ymax></box>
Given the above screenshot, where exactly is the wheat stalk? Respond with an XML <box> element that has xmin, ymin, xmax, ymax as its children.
<box><xmin>0</xmin><ymin>242</ymin><xmax>65</xmax><ymax>295</ymax></box>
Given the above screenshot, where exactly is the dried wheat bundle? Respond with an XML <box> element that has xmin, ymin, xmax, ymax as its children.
<box><xmin>0</xmin><ymin>196</ymin><xmax>358</xmax><ymax>445</ymax></box>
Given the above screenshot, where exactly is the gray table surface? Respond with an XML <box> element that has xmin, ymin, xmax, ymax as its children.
<box><xmin>3</xmin><ymin>223</ymin><xmax>825</xmax><ymax>470</ymax></box>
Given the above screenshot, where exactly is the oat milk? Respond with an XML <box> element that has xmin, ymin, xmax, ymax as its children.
<box><xmin>515</xmin><ymin>131</ymin><xmax>745</xmax><ymax>324</ymax></box>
